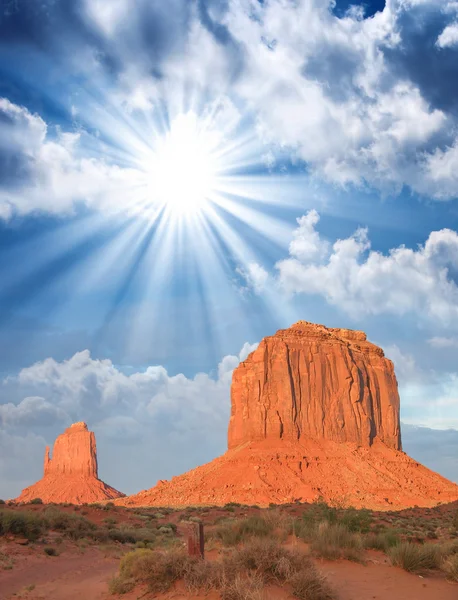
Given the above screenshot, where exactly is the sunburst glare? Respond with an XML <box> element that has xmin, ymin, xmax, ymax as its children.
<box><xmin>144</xmin><ymin>112</ymin><xmax>221</xmax><ymax>216</ymax></box>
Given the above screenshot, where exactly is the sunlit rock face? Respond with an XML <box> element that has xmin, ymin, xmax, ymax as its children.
<box><xmin>16</xmin><ymin>422</ymin><xmax>124</xmax><ymax>504</ymax></box>
<box><xmin>43</xmin><ymin>422</ymin><xmax>98</xmax><ymax>477</ymax></box>
<box><xmin>117</xmin><ymin>322</ymin><xmax>458</xmax><ymax>511</ymax></box>
<box><xmin>229</xmin><ymin>321</ymin><xmax>401</xmax><ymax>450</ymax></box>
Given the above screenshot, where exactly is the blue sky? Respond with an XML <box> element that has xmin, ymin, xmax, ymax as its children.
<box><xmin>1</xmin><ymin>0</ymin><xmax>458</xmax><ymax>498</ymax></box>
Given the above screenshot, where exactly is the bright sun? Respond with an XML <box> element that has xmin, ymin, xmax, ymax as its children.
<box><xmin>146</xmin><ymin>112</ymin><xmax>221</xmax><ymax>216</ymax></box>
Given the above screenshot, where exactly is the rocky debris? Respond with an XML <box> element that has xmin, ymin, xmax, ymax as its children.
<box><xmin>16</xmin><ymin>422</ymin><xmax>124</xmax><ymax>504</ymax></box>
<box><xmin>117</xmin><ymin>321</ymin><xmax>458</xmax><ymax>510</ymax></box>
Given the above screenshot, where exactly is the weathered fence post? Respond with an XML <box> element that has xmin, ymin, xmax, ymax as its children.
<box><xmin>187</xmin><ymin>522</ymin><xmax>204</xmax><ymax>559</ymax></box>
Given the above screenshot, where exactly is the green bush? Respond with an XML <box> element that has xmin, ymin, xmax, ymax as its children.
<box><xmin>30</xmin><ymin>498</ymin><xmax>43</xmax><ymax>505</ymax></box>
<box><xmin>44</xmin><ymin>547</ymin><xmax>58</xmax><ymax>556</ymax></box>
<box><xmin>339</xmin><ymin>508</ymin><xmax>372</xmax><ymax>533</ymax></box>
<box><xmin>0</xmin><ymin>500</ymin><xmax>5</xmax><ymax>505</ymax></box>
<box><xmin>0</xmin><ymin>510</ymin><xmax>45</xmax><ymax>540</ymax></box>
<box><xmin>212</xmin><ymin>515</ymin><xmax>274</xmax><ymax>546</ymax></box>
<box><xmin>364</xmin><ymin>530</ymin><xmax>400</xmax><ymax>552</ymax></box>
<box><xmin>43</xmin><ymin>507</ymin><xmax>96</xmax><ymax>539</ymax></box>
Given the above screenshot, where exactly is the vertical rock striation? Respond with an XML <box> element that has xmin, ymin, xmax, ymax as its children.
<box><xmin>16</xmin><ymin>422</ymin><xmax>124</xmax><ymax>504</ymax></box>
<box><xmin>117</xmin><ymin>321</ymin><xmax>458</xmax><ymax>510</ymax></box>
<box><xmin>228</xmin><ymin>321</ymin><xmax>401</xmax><ymax>450</ymax></box>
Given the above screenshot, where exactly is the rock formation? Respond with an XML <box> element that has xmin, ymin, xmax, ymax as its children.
<box><xmin>229</xmin><ymin>322</ymin><xmax>401</xmax><ymax>450</ymax></box>
<box><xmin>17</xmin><ymin>422</ymin><xmax>124</xmax><ymax>504</ymax></box>
<box><xmin>117</xmin><ymin>321</ymin><xmax>458</xmax><ymax>510</ymax></box>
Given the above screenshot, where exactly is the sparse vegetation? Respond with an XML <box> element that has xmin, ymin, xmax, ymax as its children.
<box><xmin>0</xmin><ymin>510</ymin><xmax>45</xmax><ymax>540</ymax></box>
<box><xmin>44</xmin><ymin>546</ymin><xmax>58</xmax><ymax>556</ymax></box>
<box><xmin>109</xmin><ymin>539</ymin><xmax>337</xmax><ymax>599</ymax></box>
<box><xmin>30</xmin><ymin>498</ymin><xmax>43</xmax><ymax>505</ymax></box>
<box><xmin>388</xmin><ymin>542</ymin><xmax>443</xmax><ymax>574</ymax></box>
<box><xmin>442</xmin><ymin>554</ymin><xmax>458</xmax><ymax>582</ymax></box>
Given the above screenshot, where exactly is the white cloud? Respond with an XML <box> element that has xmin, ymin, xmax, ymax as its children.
<box><xmin>0</xmin><ymin>396</ymin><xmax>68</xmax><ymax>427</ymax></box>
<box><xmin>0</xmin><ymin>98</ymin><xmax>140</xmax><ymax>219</ymax></box>
<box><xmin>261</xmin><ymin>210</ymin><xmax>458</xmax><ymax>324</ymax></box>
<box><xmin>4</xmin><ymin>2</ymin><xmax>458</xmax><ymax>215</ymax></box>
<box><xmin>0</xmin><ymin>342</ymin><xmax>258</xmax><ymax>497</ymax></box>
<box><xmin>2</xmin><ymin>342</ymin><xmax>258</xmax><ymax>443</ymax></box>
<box><xmin>437</xmin><ymin>22</ymin><xmax>458</xmax><ymax>48</ymax></box>
<box><xmin>236</xmin><ymin>263</ymin><xmax>269</xmax><ymax>294</ymax></box>
<box><xmin>216</xmin><ymin>0</ymin><xmax>458</xmax><ymax>198</ymax></box>
<box><xmin>428</xmin><ymin>337</ymin><xmax>458</xmax><ymax>348</ymax></box>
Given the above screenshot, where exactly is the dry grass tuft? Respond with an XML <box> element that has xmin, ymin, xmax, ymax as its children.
<box><xmin>388</xmin><ymin>542</ymin><xmax>443</xmax><ymax>574</ymax></box>
<box><xmin>442</xmin><ymin>554</ymin><xmax>458</xmax><ymax>582</ymax></box>
<box><xmin>309</xmin><ymin>522</ymin><xmax>364</xmax><ymax>562</ymax></box>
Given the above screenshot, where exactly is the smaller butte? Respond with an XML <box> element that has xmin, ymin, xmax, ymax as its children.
<box><xmin>16</xmin><ymin>422</ymin><xmax>124</xmax><ymax>504</ymax></box>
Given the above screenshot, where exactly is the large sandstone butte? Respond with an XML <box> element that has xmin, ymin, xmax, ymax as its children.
<box><xmin>16</xmin><ymin>422</ymin><xmax>125</xmax><ymax>504</ymax></box>
<box><xmin>118</xmin><ymin>322</ymin><xmax>458</xmax><ymax>510</ymax></box>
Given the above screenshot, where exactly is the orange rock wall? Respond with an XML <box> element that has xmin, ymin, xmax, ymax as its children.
<box><xmin>43</xmin><ymin>422</ymin><xmax>98</xmax><ymax>477</ymax></box>
<box><xmin>228</xmin><ymin>322</ymin><xmax>401</xmax><ymax>450</ymax></box>
<box><xmin>16</xmin><ymin>421</ymin><xmax>124</xmax><ymax>504</ymax></box>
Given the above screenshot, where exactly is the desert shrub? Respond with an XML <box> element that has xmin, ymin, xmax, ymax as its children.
<box><xmin>442</xmin><ymin>554</ymin><xmax>458</xmax><ymax>582</ymax></box>
<box><xmin>103</xmin><ymin>523</ymin><xmax>158</xmax><ymax>545</ymax></box>
<box><xmin>453</xmin><ymin>511</ymin><xmax>458</xmax><ymax>530</ymax></box>
<box><xmin>302</xmin><ymin>501</ymin><xmax>338</xmax><ymax>527</ymax></box>
<box><xmin>0</xmin><ymin>500</ymin><xmax>5</xmax><ymax>505</ymax></box>
<box><xmin>339</xmin><ymin>508</ymin><xmax>372</xmax><ymax>533</ymax></box>
<box><xmin>228</xmin><ymin>538</ymin><xmax>313</xmax><ymax>584</ymax></box>
<box><xmin>309</xmin><ymin>522</ymin><xmax>363</xmax><ymax>561</ymax></box>
<box><xmin>44</xmin><ymin>547</ymin><xmax>58</xmax><ymax>556</ymax></box>
<box><xmin>104</xmin><ymin>517</ymin><xmax>118</xmax><ymax>527</ymax></box>
<box><xmin>43</xmin><ymin>507</ymin><xmax>96</xmax><ymax>539</ymax></box>
<box><xmin>219</xmin><ymin>573</ymin><xmax>264</xmax><ymax>600</ymax></box>
<box><xmin>110</xmin><ymin>537</ymin><xmax>337</xmax><ymax>598</ymax></box>
<box><xmin>0</xmin><ymin>510</ymin><xmax>45</xmax><ymax>540</ymax></box>
<box><xmin>103</xmin><ymin>502</ymin><xmax>115</xmax><ymax>510</ymax></box>
<box><xmin>30</xmin><ymin>498</ymin><xmax>43</xmax><ymax>505</ymax></box>
<box><xmin>364</xmin><ymin>530</ymin><xmax>400</xmax><ymax>552</ymax></box>
<box><xmin>117</xmin><ymin>548</ymin><xmax>189</xmax><ymax>592</ymax></box>
<box><xmin>183</xmin><ymin>558</ymin><xmax>223</xmax><ymax>592</ymax></box>
<box><xmin>225</xmin><ymin>502</ymin><xmax>242</xmax><ymax>508</ymax></box>
<box><xmin>388</xmin><ymin>542</ymin><xmax>443</xmax><ymax>574</ymax></box>
<box><xmin>289</xmin><ymin>569</ymin><xmax>337</xmax><ymax>600</ymax></box>
<box><xmin>212</xmin><ymin>516</ymin><xmax>274</xmax><ymax>546</ymax></box>
<box><xmin>161</xmin><ymin>522</ymin><xmax>177</xmax><ymax>534</ymax></box>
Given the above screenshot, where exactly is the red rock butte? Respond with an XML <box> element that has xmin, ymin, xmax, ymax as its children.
<box><xmin>16</xmin><ymin>422</ymin><xmax>125</xmax><ymax>504</ymax></box>
<box><xmin>118</xmin><ymin>322</ymin><xmax>458</xmax><ymax>510</ymax></box>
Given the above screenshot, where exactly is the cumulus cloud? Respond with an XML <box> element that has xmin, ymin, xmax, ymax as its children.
<box><xmin>2</xmin><ymin>2</ymin><xmax>458</xmax><ymax>207</ymax></box>
<box><xmin>0</xmin><ymin>342</ymin><xmax>258</xmax><ymax>497</ymax></box>
<box><xmin>1</xmin><ymin>340</ymin><xmax>457</xmax><ymax>497</ymax></box>
<box><xmin>437</xmin><ymin>22</ymin><xmax>458</xmax><ymax>48</ymax></box>
<box><xmin>240</xmin><ymin>210</ymin><xmax>458</xmax><ymax>325</ymax></box>
<box><xmin>0</xmin><ymin>98</ymin><xmax>140</xmax><ymax>219</ymax></box>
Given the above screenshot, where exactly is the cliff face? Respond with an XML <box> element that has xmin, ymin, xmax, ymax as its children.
<box><xmin>16</xmin><ymin>422</ymin><xmax>124</xmax><ymax>504</ymax></box>
<box><xmin>229</xmin><ymin>322</ymin><xmax>401</xmax><ymax>451</ymax></box>
<box><xmin>43</xmin><ymin>422</ymin><xmax>98</xmax><ymax>477</ymax></box>
<box><xmin>117</xmin><ymin>321</ymin><xmax>458</xmax><ymax>510</ymax></box>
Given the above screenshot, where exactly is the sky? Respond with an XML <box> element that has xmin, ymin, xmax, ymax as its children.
<box><xmin>1</xmin><ymin>0</ymin><xmax>458</xmax><ymax>499</ymax></box>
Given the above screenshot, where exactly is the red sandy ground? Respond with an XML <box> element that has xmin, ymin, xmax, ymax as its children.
<box><xmin>1</xmin><ymin>503</ymin><xmax>457</xmax><ymax>600</ymax></box>
<box><xmin>3</xmin><ymin>545</ymin><xmax>456</xmax><ymax>600</ymax></box>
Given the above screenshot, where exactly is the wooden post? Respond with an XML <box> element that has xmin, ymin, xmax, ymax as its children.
<box><xmin>187</xmin><ymin>522</ymin><xmax>204</xmax><ymax>559</ymax></box>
